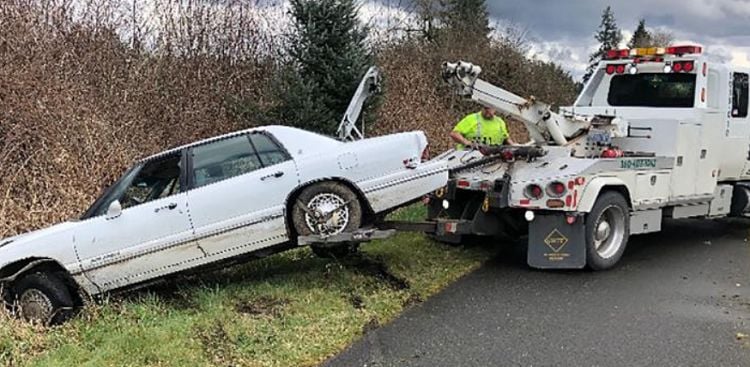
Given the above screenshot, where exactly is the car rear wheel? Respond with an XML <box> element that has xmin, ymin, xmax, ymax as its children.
<box><xmin>12</xmin><ymin>272</ymin><xmax>76</xmax><ymax>325</ymax></box>
<box><xmin>585</xmin><ymin>191</ymin><xmax>630</xmax><ymax>270</ymax></box>
<box><xmin>292</xmin><ymin>182</ymin><xmax>363</xmax><ymax>258</ymax></box>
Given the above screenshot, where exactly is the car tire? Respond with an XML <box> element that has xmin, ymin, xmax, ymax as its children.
<box><xmin>292</xmin><ymin>182</ymin><xmax>363</xmax><ymax>258</ymax></box>
<box><xmin>12</xmin><ymin>272</ymin><xmax>76</xmax><ymax>325</ymax></box>
<box><xmin>585</xmin><ymin>191</ymin><xmax>630</xmax><ymax>271</ymax></box>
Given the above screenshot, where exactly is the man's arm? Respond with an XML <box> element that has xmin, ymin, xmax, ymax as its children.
<box><xmin>450</xmin><ymin>130</ymin><xmax>474</xmax><ymax>147</ymax></box>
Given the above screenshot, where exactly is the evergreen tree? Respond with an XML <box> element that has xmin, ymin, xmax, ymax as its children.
<box><xmin>242</xmin><ymin>0</ymin><xmax>372</xmax><ymax>135</ymax></box>
<box><xmin>583</xmin><ymin>6</ymin><xmax>622</xmax><ymax>83</ymax></box>
<box><xmin>627</xmin><ymin>19</ymin><xmax>652</xmax><ymax>48</ymax></box>
<box><xmin>441</xmin><ymin>0</ymin><xmax>492</xmax><ymax>40</ymax></box>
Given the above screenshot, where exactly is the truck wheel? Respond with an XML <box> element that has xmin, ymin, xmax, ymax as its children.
<box><xmin>12</xmin><ymin>272</ymin><xmax>76</xmax><ymax>325</ymax></box>
<box><xmin>585</xmin><ymin>191</ymin><xmax>630</xmax><ymax>271</ymax></box>
<box><xmin>292</xmin><ymin>182</ymin><xmax>363</xmax><ymax>258</ymax></box>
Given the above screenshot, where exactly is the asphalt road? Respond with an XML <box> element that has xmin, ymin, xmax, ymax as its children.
<box><xmin>325</xmin><ymin>219</ymin><xmax>750</xmax><ymax>367</ymax></box>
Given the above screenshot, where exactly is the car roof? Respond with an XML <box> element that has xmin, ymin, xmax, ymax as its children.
<box><xmin>139</xmin><ymin>125</ymin><xmax>314</xmax><ymax>162</ymax></box>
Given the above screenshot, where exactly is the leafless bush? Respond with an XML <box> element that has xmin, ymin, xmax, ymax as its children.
<box><xmin>0</xmin><ymin>0</ymin><xmax>277</xmax><ymax>237</ymax></box>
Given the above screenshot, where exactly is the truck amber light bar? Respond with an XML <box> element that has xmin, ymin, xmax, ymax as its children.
<box><xmin>604</xmin><ymin>45</ymin><xmax>703</xmax><ymax>60</ymax></box>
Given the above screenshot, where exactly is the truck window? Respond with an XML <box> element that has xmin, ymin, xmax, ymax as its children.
<box><xmin>608</xmin><ymin>73</ymin><xmax>696</xmax><ymax>108</ymax></box>
<box><xmin>732</xmin><ymin>72</ymin><xmax>749</xmax><ymax>118</ymax></box>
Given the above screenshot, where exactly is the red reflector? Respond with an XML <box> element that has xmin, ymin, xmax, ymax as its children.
<box><xmin>444</xmin><ymin>222</ymin><xmax>458</xmax><ymax>233</ymax></box>
<box><xmin>520</xmin><ymin>199</ymin><xmax>531</xmax><ymax>206</ymax></box>
<box><xmin>565</xmin><ymin>195</ymin><xmax>572</xmax><ymax>207</ymax></box>
<box><xmin>566</xmin><ymin>215</ymin><xmax>577</xmax><ymax>225</ymax></box>
<box><xmin>606</xmin><ymin>65</ymin><xmax>616</xmax><ymax>74</ymax></box>
<box><xmin>457</xmin><ymin>180</ymin><xmax>470</xmax><ymax>188</ymax></box>
<box><xmin>575</xmin><ymin>177</ymin><xmax>586</xmax><ymax>186</ymax></box>
<box><xmin>568</xmin><ymin>181</ymin><xmax>575</xmax><ymax>190</ymax></box>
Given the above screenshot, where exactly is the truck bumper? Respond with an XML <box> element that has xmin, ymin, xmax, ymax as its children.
<box><xmin>527</xmin><ymin>213</ymin><xmax>586</xmax><ymax>269</ymax></box>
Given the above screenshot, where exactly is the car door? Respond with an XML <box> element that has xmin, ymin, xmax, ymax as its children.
<box><xmin>186</xmin><ymin>132</ymin><xmax>299</xmax><ymax>259</ymax></box>
<box><xmin>74</xmin><ymin>151</ymin><xmax>201</xmax><ymax>291</ymax></box>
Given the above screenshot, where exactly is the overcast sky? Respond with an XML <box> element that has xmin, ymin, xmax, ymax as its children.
<box><xmin>360</xmin><ymin>0</ymin><xmax>750</xmax><ymax>79</ymax></box>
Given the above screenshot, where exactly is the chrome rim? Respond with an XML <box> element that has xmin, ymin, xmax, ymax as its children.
<box><xmin>593</xmin><ymin>205</ymin><xmax>626</xmax><ymax>259</ymax></box>
<box><xmin>304</xmin><ymin>193</ymin><xmax>350</xmax><ymax>236</ymax></box>
<box><xmin>19</xmin><ymin>288</ymin><xmax>53</xmax><ymax>323</ymax></box>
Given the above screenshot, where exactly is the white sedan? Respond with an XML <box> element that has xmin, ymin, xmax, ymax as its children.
<box><xmin>0</xmin><ymin>125</ymin><xmax>447</xmax><ymax>324</ymax></box>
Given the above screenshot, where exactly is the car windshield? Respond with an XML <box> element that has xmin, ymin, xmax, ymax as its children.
<box><xmin>608</xmin><ymin>73</ymin><xmax>696</xmax><ymax>108</ymax></box>
<box><xmin>81</xmin><ymin>164</ymin><xmax>142</xmax><ymax>219</ymax></box>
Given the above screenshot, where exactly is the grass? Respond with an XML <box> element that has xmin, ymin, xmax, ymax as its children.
<box><xmin>1</xmin><ymin>206</ymin><xmax>496</xmax><ymax>367</ymax></box>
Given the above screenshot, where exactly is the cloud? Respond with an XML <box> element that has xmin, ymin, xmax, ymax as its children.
<box><xmin>480</xmin><ymin>0</ymin><xmax>750</xmax><ymax>79</ymax></box>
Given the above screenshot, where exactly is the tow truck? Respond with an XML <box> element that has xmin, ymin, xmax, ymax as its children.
<box><xmin>303</xmin><ymin>45</ymin><xmax>750</xmax><ymax>270</ymax></box>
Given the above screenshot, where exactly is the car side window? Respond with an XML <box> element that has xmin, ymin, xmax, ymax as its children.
<box><xmin>191</xmin><ymin>135</ymin><xmax>263</xmax><ymax>188</ymax></box>
<box><xmin>120</xmin><ymin>153</ymin><xmax>182</xmax><ymax>210</ymax></box>
<box><xmin>732</xmin><ymin>72</ymin><xmax>749</xmax><ymax>118</ymax></box>
<box><xmin>249</xmin><ymin>133</ymin><xmax>290</xmax><ymax>167</ymax></box>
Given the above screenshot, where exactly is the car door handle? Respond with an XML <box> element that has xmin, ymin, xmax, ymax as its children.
<box><xmin>261</xmin><ymin>171</ymin><xmax>284</xmax><ymax>181</ymax></box>
<box><xmin>155</xmin><ymin>203</ymin><xmax>178</xmax><ymax>213</ymax></box>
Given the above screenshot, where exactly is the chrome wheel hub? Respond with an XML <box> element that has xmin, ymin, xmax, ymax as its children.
<box><xmin>19</xmin><ymin>288</ymin><xmax>53</xmax><ymax>323</ymax></box>
<box><xmin>304</xmin><ymin>193</ymin><xmax>350</xmax><ymax>236</ymax></box>
<box><xmin>593</xmin><ymin>205</ymin><xmax>626</xmax><ymax>259</ymax></box>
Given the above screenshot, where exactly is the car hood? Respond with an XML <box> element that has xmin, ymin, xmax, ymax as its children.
<box><xmin>0</xmin><ymin>221</ymin><xmax>80</xmax><ymax>250</ymax></box>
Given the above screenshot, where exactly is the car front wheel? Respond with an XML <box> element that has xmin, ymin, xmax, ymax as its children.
<box><xmin>11</xmin><ymin>272</ymin><xmax>76</xmax><ymax>325</ymax></box>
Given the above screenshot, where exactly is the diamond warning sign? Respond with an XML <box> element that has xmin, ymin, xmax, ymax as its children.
<box><xmin>544</xmin><ymin>229</ymin><xmax>569</xmax><ymax>252</ymax></box>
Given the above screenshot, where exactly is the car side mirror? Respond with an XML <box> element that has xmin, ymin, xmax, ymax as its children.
<box><xmin>106</xmin><ymin>200</ymin><xmax>122</xmax><ymax>220</ymax></box>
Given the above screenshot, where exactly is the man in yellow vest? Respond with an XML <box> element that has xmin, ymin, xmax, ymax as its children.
<box><xmin>450</xmin><ymin>107</ymin><xmax>515</xmax><ymax>150</ymax></box>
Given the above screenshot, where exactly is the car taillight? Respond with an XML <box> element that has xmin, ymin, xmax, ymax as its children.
<box><xmin>546</xmin><ymin>182</ymin><xmax>566</xmax><ymax>198</ymax></box>
<box><xmin>525</xmin><ymin>184</ymin><xmax>543</xmax><ymax>200</ymax></box>
<box><xmin>606</xmin><ymin>65</ymin><xmax>616</xmax><ymax>75</ymax></box>
<box><xmin>615</xmin><ymin>64</ymin><xmax>625</xmax><ymax>74</ymax></box>
<box><xmin>421</xmin><ymin>144</ymin><xmax>430</xmax><ymax>162</ymax></box>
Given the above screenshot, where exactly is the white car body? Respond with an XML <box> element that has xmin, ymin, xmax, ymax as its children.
<box><xmin>0</xmin><ymin>125</ymin><xmax>446</xmax><ymax>295</ymax></box>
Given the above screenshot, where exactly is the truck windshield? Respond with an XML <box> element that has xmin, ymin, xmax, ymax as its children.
<box><xmin>608</xmin><ymin>73</ymin><xmax>696</xmax><ymax>108</ymax></box>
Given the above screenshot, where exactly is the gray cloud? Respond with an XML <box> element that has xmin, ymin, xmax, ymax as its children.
<box><xmin>486</xmin><ymin>0</ymin><xmax>750</xmax><ymax>47</ymax></box>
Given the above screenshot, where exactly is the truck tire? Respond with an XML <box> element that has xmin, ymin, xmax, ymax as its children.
<box><xmin>292</xmin><ymin>182</ymin><xmax>363</xmax><ymax>259</ymax></box>
<box><xmin>585</xmin><ymin>191</ymin><xmax>630</xmax><ymax>270</ymax></box>
<box><xmin>12</xmin><ymin>272</ymin><xmax>76</xmax><ymax>325</ymax></box>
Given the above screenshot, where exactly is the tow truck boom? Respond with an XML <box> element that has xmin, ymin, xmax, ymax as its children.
<box><xmin>442</xmin><ymin>61</ymin><xmax>590</xmax><ymax>145</ymax></box>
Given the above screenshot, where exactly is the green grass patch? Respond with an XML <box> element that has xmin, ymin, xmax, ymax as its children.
<box><xmin>2</xmin><ymin>206</ymin><xmax>496</xmax><ymax>367</ymax></box>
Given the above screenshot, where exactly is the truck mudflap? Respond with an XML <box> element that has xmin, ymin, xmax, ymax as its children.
<box><xmin>527</xmin><ymin>213</ymin><xmax>586</xmax><ymax>269</ymax></box>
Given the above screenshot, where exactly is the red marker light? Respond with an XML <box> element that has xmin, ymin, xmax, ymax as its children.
<box><xmin>616</xmin><ymin>64</ymin><xmax>626</xmax><ymax>74</ymax></box>
<box><xmin>606</xmin><ymin>65</ymin><xmax>616</xmax><ymax>74</ymax></box>
<box><xmin>673</xmin><ymin>62</ymin><xmax>683</xmax><ymax>72</ymax></box>
<box><xmin>457</xmin><ymin>180</ymin><xmax>470</xmax><ymax>188</ymax></box>
<box><xmin>683</xmin><ymin>61</ymin><xmax>694</xmax><ymax>72</ymax></box>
